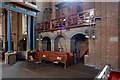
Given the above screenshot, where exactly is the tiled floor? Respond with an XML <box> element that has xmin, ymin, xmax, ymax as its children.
<box><xmin>2</xmin><ymin>61</ymin><xmax>99</xmax><ymax>79</ymax></box>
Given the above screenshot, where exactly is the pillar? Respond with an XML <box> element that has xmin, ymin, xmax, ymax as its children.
<box><xmin>66</xmin><ymin>39</ymin><xmax>71</xmax><ymax>52</ymax></box>
<box><xmin>28</xmin><ymin>16</ymin><xmax>31</xmax><ymax>50</ymax></box>
<box><xmin>2</xmin><ymin>9</ymin><xmax>7</xmax><ymax>51</ymax></box>
<box><xmin>7</xmin><ymin>10</ymin><xmax>12</xmax><ymax>52</ymax></box>
<box><xmin>51</xmin><ymin>40</ymin><xmax>54</xmax><ymax>51</ymax></box>
<box><xmin>39</xmin><ymin>39</ymin><xmax>42</xmax><ymax>51</ymax></box>
<box><xmin>71</xmin><ymin>39</ymin><xmax>76</xmax><ymax>52</ymax></box>
<box><xmin>33</xmin><ymin>17</ymin><xmax>36</xmax><ymax>50</ymax></box>
<box><xmin>12</xmin><ymin>12</ymin><xmax>18</xmax><ymax>51</ymax></box>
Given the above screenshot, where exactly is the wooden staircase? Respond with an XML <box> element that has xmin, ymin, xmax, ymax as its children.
<box><xmin>80</xmin><ymin>40</ymin><xmax>89</xmax><ymax>59</ymax></box>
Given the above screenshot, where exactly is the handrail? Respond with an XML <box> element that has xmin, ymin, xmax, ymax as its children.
<box><xmin>80</xmin><ymin>40</ymin><xmax>89</xmax><ymax>58</ymax></box>
<box><xmin>94</xmin><ymin>64</ymin><xmax>111</xmax><ymax>80</ymax></box>
<box><xmin>36</xmin><ymin>9</ymin><xmax>95</xmax><ymax>32</ymax></box>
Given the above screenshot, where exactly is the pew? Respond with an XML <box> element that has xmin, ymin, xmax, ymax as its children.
<box><xmin>35</xmin><ymin>51</ymin><xmax>74</xmax><ymax>68</ymax></box>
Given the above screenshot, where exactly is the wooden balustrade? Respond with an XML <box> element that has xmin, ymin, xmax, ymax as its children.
<box><xmin>36</xmin><ymin>9</ymin><xmax>94</xmax><ymax>32</ymax></box>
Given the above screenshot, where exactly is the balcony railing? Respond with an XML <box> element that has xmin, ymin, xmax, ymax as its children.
<box><xmin>36</xmin><ymin>9</ymin><xmax>95</xmax><ymax>32</ymax></box>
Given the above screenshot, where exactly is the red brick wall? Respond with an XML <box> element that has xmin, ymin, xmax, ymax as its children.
<box><xmin>86</xmin><ymin>2</ymin><xmax>119</xmax><ymax>70</ymax></box>
<box><xmin>118</xmin><ymin>2</ymin><xmax>120</xmax><ymax>70</ymax></box>
<box><xmin>83</xmin><ymin>2</ymin><xmax>95</xmax><ymax>11</ymax></box>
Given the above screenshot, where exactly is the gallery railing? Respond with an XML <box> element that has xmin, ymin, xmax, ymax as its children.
<box><xmin>36</xmin><ymin>9</ymin><xmax>95</xmax><ymax>32</ymax></box>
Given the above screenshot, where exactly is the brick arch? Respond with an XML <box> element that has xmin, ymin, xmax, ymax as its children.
<box><xmin>41</xmin><ymin>34</ymin><xmax>52</xmax><ymax>40</ymax></box>
<box><xmin>69</xmin><ymin>32</ymin><xmax>86</xmax><ymax>39</ymax></box>
<box><xmin>53</xmin><ymin>33</ymin><xmax>69</xmax><ymax>41</ymax></box>
<box><xmin>41</xmin><ymin>35</ymin><xmax>51</xmax><ymax>51</ymax></box>
<box><xmin>53</xmin><ymin>33</ymin><xmax>68</xmax><ymax>52</ymax></box>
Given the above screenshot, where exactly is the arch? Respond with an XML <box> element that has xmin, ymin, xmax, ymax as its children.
<box><xmin>41</xmin><ymin>34</ymin><xmax>52</xmax><ymax>40</ymax></box>
<box><xmin>42</xmin><ymin>36</ymin><xmax>51</xmax><ymax>41</ymax></box>
<box><xmin>69</xmin><ymin>32</ymin><xmax>86</xmax><ymax>39</ymax></box>
<box><xmin>53</xmin><ymin>33</ymin><xmax>69</xmax><ymax>41</ymax></box>
<box><xmin>71</xmin><ymin>33</ymin><xmax>86</xmax><ymax>40</ymax></box>
<box><xmin>71</xmin><ymin>33</ymin><xmax>87</xmax><ymax>52</ymax></box>
<box><xmin>42</xmin><ymin>36</ymin><xmax>51</xmax><ymax>51</ymax></box>
<box><xmin>54</xmin><ymin>35</ymin><xmax>67</xmax><ymax>52</ymax></box>
<box><xmin>70</xmin><ymin>33</ymin><xmax>88</xmax><ymax>64</ymax></box>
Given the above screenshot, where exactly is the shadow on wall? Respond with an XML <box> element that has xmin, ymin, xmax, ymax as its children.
<box><xmin>71</xmin><ymin>34</ymin><xmax>87</xmax><ymax>52</ymax></box>
<box><xmin>0</xmin><ymin>40</ymin><xmax>3</xmax><ymax>51</ymax></box>
<box><xmin>18</xmin><ymin>38</ymin><xmax>27</xmax><ymax>51</ymax></box>
<box><xmin>54</xmin><ymin>35</ymin><xmax>66</xmax><ymax>52</ymax></box>
<box><xmin>42</xmin><ymin>37</ymin><xmax>51</xmax><ymax>51</ymax></box>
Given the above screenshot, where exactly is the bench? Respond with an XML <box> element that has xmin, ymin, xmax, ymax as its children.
<box><xmin>35</xmin><ymin>51</ymin><xmax>74</xmax><ymax>68</ymax></box>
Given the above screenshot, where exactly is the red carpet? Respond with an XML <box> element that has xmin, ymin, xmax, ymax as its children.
<box><xmin>108</xmin><ymin>71</ymin><xmax>120</xmax><ymax>80</ymax></box>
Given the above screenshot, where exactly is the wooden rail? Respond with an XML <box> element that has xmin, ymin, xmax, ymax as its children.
<box><xmin>80</xmin><ymin>40</ymin><xmax>89</xmax><ymax>59</ymax></box>
<box><xmin>36</xmin><ymin>9</ymin><xmax>95</xmax><ymax>32</ymax></box>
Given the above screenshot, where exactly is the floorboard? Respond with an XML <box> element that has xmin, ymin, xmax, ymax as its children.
<box><xmin>2</xmin><ymin>61</ymin><xmax>99</xmax><ymax>79</ymax></box>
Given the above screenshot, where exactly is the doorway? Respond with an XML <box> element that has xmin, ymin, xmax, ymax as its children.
<box><xmin>19</xmin><ymin>38</ymin><xmax>27</xmax><ymax>51</ymax></box>
<box><xmin>71</xmin><ymin>34</ymin><xmax>88</xmax><ymax>64</ymax></box>
<box><xmin>42</xmin><ymin>37</ymin><xmax>51</xmax><ymax>51</ymax></box>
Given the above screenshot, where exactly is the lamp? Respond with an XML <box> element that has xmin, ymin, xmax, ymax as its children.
<box><xmin>39</xmin><ymin>33</ymin><xmax>43</xmax><ymax>41</ymax></box>
<box><xmin>92</xmin><ymin>35</ymin><xmax>96</xmax><ymax>39</ymax></box>
<box><xmin>23</xmin><ymin>38</ymin><xmax>26</xmax><ymax>40</ymax></box>
<box><xmin>85</xmin><ymin>28</ymin><xmax>96</xmax><ymax>40</ymax></box>
<box><xmin>85</xmin><ymin>35</ymin><xmax>90</xmax><ymax>39</ymax></box>
<box><xmin>36</xmin><ymin>38</ymin><xmax>39</xmax><ymax>41</ymax></box>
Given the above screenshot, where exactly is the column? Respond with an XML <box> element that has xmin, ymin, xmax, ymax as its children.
<box><xmin>7</xmin><ymin>10</ymin><xmax>12</xmax><ymax>52</ymax></box>
<box><xmin>39</xmin><ymin>39</ymin><xmax>42</xmax><ymax>51</ymax></box>
<box><xmin>66</xmin><ymin>39</ymin><xmax>71</xmax><ymax>52</ymax></box>
<box><xmin>71</xmin><ymin>39</ymin><xmax>76</xmax><ymax>52</ymax></box>
<box><xmin>33</xmin><ymin>17</ymin><xmax>36</xmax><ymax>50</ymax></box>
<box><xmin>51</xmin><ymin>40</ymin><xmax>54</xmax><ymax>51</ymax></box>
<box><xmin>12</xmin><ymin>12</ymin><xmax>18</xmax><ymax>51</ymax></box>
<box><xmin>28</xmin><ymin>16</ymin><xmax>31</xmax><ymax>50</ymax></box>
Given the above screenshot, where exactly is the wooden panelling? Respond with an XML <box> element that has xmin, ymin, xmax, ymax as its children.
<box><xmin>35</xmin><ymin>51</ymin><xmax>74</xmax><ymax>68</ymax></box>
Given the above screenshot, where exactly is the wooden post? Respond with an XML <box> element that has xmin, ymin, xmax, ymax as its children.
<box><xmin>50</xmin><ymin>20</ymin><xmax>52</xmax><ymax>30</ymax></box>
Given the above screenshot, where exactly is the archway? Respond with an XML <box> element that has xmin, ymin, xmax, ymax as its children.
<box><xmin>71</xmin><ymin>34</ymin><xmax>88</xmax><ymax>64</ymax></box>
<box><xmin>42</xmin><ymin>37</ymin><xmax>51</xmax><ymax>51</ymax></box>
<box><xmin>54</xmin><ymin>35</ymin><xmax>66</xmax><ymax>52</ymax></box>
<box><xmin>18</xmin><ymin>38</ymin><xmax>27</xmax><ymax>51</ymax></box>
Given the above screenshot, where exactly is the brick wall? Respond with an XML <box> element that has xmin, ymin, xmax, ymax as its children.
<box><xmin>83</xmin><ymin>2</ymin><xmax>95</xmax><ymax>11</ymax></box>
<box><xmin>118</xmin><ymin>2</ymin><xmax>120</xmax><ymax>70</ymax></box>
<box><xmin>86</xmin><ymin>2</ymin><xmax>119</xmax><ymax>70</ymax></box>
<box><xmin>36</xmin><ymin>2</ymin><xmax>120</xmax><ymax>70</ymax></box>
<box><xmin>2</xmin><ymin>9</ymin><xmax>7</xmax><ymax>50</ymax></box>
